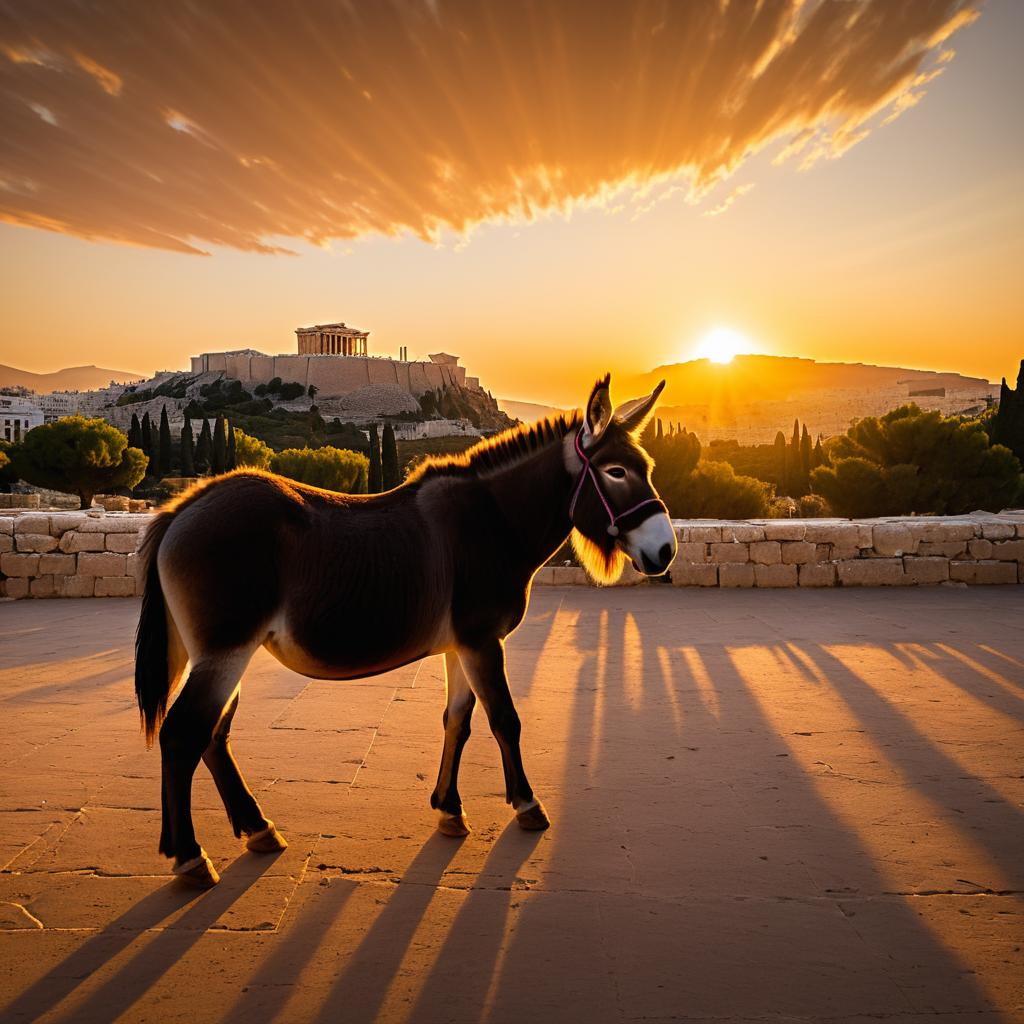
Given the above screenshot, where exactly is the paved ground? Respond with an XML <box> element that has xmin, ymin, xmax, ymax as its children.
<box><xmin>0</xmin><ymin>588</ymin><xmax>1022</xmax><ymax>1024</ymax></box>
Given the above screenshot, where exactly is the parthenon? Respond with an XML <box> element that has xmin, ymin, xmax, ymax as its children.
<box><xmin>295</xmin><ymin>322</ymin><xmax>369</xmax><ymax>356</ymax></box>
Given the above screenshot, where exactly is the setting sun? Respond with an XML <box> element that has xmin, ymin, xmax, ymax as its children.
<box><xmin>691</xmin><ymin>327</ymin><xmax>756</xmax><ymax>364</ymax></box>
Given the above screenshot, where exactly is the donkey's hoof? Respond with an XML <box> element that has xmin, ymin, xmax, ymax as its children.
<box><xmin>173</xmin><ymin>850</ymin><xmax>220</xmax><ymax>888</ymax></box>
<box><xmin>246</xmin><ymin>822</ymin><xmax>288</xmax><ymax>853</ymax></box>
<box><xmin>437</xmin><ymin>811</ymin><xmax>471</xmax><ymax>837</ymax></box>
<box><xmin>516</xmin><ymin>801</ymin><xmax>551</xmax><ymax>831</ymax></box>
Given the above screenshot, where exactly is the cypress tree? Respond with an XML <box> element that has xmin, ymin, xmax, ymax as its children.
<box><xmin>774</xmin><ymin>431</ymin><xmax>787</xmax><ymax>493</ymax></box>
<box><xmin>142</xmin><ymin>412</ymin><xmax>157</xmax><ymax>477</ymax></box>
<box><xmin>128</xmin><ymin>412</ymin><xmax>142</xmax><ymax>451</ymax></box>
<box><xmin>812</xmin><ymin>436</ymin><xmax>824</xmax><ymax>470</ymax></box>
<box><xmin>368</xmin><ymin>424</ymin><xmax>382</xmax><ymax>493</ymax></box>
<box><xmin>640</xmin><ymin>418</ymin><xmax>656</xmax><ymax>449</ymax></box>
<box><xmin>212</xmin><ymin>414</ymin><xmax>227</xmax><ymax>474</ymax></box>
<box><xmin>159</xmin><ymin>406</ymin><xmax>172</xmax><ymax>477</ymax></box>
<box><xmin>227</xmin><ymin>423</ymin><xmax>237</xmax><ymax>470</ymax></box>
<box><xmin>991</xmin><ymin>358</ymin><xmax>1024</xmax><ymax>462</ymax></box>
<box><xmin>790</xmin><ymin>419</ymin><xmax>805</xmax><ymax>496</ymax></box>
<box><xmin>381</xmin><ymin>422</ymin><xmax>400</xmax><ymax>489</ymax></box>
<box><xmin>195</xmin><ymin>418</ymin><xmax>212</xmax><ymax>474</ymax></box>
<box><xmin>180</xmin><ymin>415</ymin><xmax>195</xmax><ymax>477</ymax></box>
<box><xmin>656</xmin><ymin>418</ymin><xmax>663</xmax><ymax>440</ymax></box>
<box><xmin>800</xmin><ymin>424</ymin><xmax>812</xmax><ymax>481</ymax></box>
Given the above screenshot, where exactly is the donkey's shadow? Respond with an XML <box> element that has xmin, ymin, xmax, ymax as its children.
<box><xmin>4</xmin><ymin>851</ymin><xmax>281</xmax><ymax>1024</ymax></box>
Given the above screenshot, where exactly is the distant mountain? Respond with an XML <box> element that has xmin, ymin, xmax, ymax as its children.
<box><xmin>0</xmin><ymin>363</ymin><xmax>143</xmax><ymax>393</ymax></box>
<box><xmin>623</xmin><ymin>354</ymin><xmax>993</xmax><ymax>406</ymax></box>
<box><xmin>620</xmin><ymin>354</ymin><xmax>999</xmax><ymax>444</ymax></box>
<box><xmin>498</xmin><ymin>397</ymin><xmax>568</xmax><ymax>424</ymax></box>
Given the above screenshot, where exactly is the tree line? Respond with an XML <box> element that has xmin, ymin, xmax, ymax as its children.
<box><xmin>231</xmin><ymin>419</ymin><xmax>402</xmax><ymax>493</ymax></box>
<box><xmin>128</xmin><ymin>408</ymin><xmax>237</xmax><ymax>478</ymax></box>
<box><xmin>0</xmin><ymin>404</ymin><xmax>410</xmax><ymax>508</ymax></box>
<box><xmin>3</xmin><ymin>360</ymin><xmax>1021</xmax><ymax>516</ymax></box>
<box><xmin>639</xmin><ymin>360</ymin><xmax>1024</xmax><ymax>519</ymax></box>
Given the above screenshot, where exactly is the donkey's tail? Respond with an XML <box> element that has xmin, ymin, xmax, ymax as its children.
<box><xmin>135</xmin><ymin>510</ymin><xmax>177</xmax><ymax>745</ymax></box>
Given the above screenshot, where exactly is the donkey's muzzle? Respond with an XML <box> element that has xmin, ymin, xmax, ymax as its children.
<box><xmin>640</xmin><ymin>542</ymin><xmax>674</xmax><ymax>576</ymax></box>
<box><xmin>623</xmin><ymin>511</ymin><xmax>677</xmax><ymax>576</ymax></box>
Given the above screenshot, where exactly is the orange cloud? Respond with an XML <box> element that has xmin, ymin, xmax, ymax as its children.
<box><xmin>0</xmin><ymin>0</ymin><xmax>979</xmax><ymax>254</ymax></box>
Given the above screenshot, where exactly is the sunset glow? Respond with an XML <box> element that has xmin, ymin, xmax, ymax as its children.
<box><xmin>0</xmin><ymin>0</ymin><xmax>1020</xmax><ymax>403</ymax></box>
<box><xmin>691</xmin><ymin>328</ymin><xmax>758</xmax><ymax>365</ymax></box>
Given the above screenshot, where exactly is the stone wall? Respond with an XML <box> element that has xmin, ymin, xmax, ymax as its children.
<box><xmin>0</xmin><ymin>511</ymin><xmax>148</xmax><ymax>599</ymax></box>
<box><xmin>190</xmin><ymin>353</ymin><xmax>468</xmax><ymax>396</ymax></box>
<box><xmin>2</xmin><ymin>511</ymin><xmax>1023</xmax><ymax>600</ymax></box>
<box><xmin>535</xmin><ymin>513</ymin><xmax>1024</xmax><ymax>587</ymax></box>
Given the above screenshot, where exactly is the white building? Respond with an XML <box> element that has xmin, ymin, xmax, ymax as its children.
<box><xmin>0</xmin><ymin>396</ymin><xmax>44</xmax><ymax>442</ymax></box>
<box><xmin>38</xmin><ymin>392</ymin><xmax>85</xmax><ymax>421</ymax></box>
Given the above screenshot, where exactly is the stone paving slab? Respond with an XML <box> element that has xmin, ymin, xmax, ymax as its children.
<box><xmin>0</xmin><ymin>588</ymin><xmax>1022</xmax><ymax>1023</ymax></box>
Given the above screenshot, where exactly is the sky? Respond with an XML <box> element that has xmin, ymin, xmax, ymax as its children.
<box><xmin>0</xmin><ymin>0</ymin><xmax>1021</xmax><ymax>406</ymax></box>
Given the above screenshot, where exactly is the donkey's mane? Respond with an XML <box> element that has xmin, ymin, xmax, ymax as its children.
<box><xmin>407</xmin><ymin>411</ymin><xmax>582</xmax><ymax>483</ymax></box>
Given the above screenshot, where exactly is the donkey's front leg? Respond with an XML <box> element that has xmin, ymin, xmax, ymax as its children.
<box><xmin>458</xmin><ymin>639</ymin><xmax>550</xmax><ymax>831</ymax></box>
<box><xmin>431</xmin><ymin>651</ymin><xmax>476</xmax><ymax>837</ymax></box>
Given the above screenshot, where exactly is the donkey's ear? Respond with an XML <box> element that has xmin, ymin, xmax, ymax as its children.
<box><xmin>613</xmin><ymin>380</ymin><xmax>665</xmax><ymax>435</ymax></box>
<box><xmin>582</xmin><ymin>374</ymin><xmax>613</xmax><ymax>447</ymax></box>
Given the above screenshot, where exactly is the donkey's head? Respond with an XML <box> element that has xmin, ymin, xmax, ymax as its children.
<box><xmin>567</xmin><ymin>375</ymin><xmax>677</xmax><ymax>584</ymax></box>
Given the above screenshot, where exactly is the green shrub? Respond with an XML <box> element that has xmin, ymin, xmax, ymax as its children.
<box><xmin>660</xmin><ymin>460</ymin><xmax>770</xmax><ymax>519</ymax></box>
<box><xmin>232</xmin><ymin>398</ymin><xmax>274</xmax><ymax>416</ymax></box>
<box><xmin>797</xmin><ymin>493</ymin><xmax>831</xmax><ymax>517</ymax></box>
<box><xmin>233</xmin><ymin>428</ymin><xmax>273</xmax><ymax>470</ymax></box>
<box><xmin>271</xmin><ymin>446</ymin><xmax>368</xmax><ymax>493</ymax></box>
<box><xmin>0</xmin><ymin>440</ymin><xmax>17</xmax><ymax>491</ymax></box>
<box><xmin>641</xmin><ymin>422</ymin><xmax>769</xmax><ymax>518</ymax></box>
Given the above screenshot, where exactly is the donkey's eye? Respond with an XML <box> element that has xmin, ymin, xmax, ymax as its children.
<box><xmin>605</xmin><ymin>467</ymin><xmax>627</xmax><ymax>480</ymax></box>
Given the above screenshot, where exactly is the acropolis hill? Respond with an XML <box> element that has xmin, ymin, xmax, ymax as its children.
<box><xmin>191</xmin><ymin>322</ymin><xmax>480</xmax><ymax>397</ymax></box>
<box><xmin>81</xmin><ymin>322</ymin><xmax>513</xmax><ymax>437</ymax></box>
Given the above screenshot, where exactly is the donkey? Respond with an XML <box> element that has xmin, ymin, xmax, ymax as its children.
<box><xmin>135</xmin><ymin>375</ymin><xmax>676</xmax><ymax>886</ymax></box>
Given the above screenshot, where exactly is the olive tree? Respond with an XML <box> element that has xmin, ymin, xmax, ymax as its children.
<box><xmin>13</xmin><ymin>416</ymin><xmax>147</xmax><ymax>509</ymax></box>
<box><xmin>811</xmin><ymin>404</ymin><xmax>1022</xmax><ymax>516</ymax></box>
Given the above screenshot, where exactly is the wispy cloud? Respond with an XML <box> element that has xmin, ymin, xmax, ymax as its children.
<box><xmin>0</xmin><ymin>0</ymin><xmax>979</xmax><ymax>254</ymax></box>
<box><xmin>703</xmin><ymin>184</ymin><xmax>756</xmax><ymax>218</ymax></box>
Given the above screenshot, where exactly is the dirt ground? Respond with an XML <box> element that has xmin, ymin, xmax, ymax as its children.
<box><xmin>1</xmin><ymin>587</ymin><xmax>1022</xmax><ymax>1023</ymax></box>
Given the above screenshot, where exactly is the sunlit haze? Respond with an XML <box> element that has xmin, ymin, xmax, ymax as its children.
<box><xmin>0</xmin><ymin>0</ymin><xmax>1021</xmax><ymax>406</ymax></box>
<box><xmin>690</xmin><ymin>328</ymin><xmax>760</xmax><ymax>365</ymax></box>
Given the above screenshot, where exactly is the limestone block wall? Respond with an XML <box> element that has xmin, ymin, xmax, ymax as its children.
<box><xmin>2</xmin><ymin>511</ymin><xmax>1022</xmax><ymax>599</ymax></box>
<box><xmin>536</xmin><ymin>513</ymin><xmax>1024</xmax><ymax>587</ymax></box>
<box><xmin>0</xmin><ymin>511</ymin><xmax>149</xmax><ymax>599</ymax></box>
<box><xmin>193</xmin><ymin>351</ymin><xmax>468</xmax><ymax>397</ymax></box>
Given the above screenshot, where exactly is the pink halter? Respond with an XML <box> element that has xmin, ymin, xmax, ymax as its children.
<box><xmin>568</xmin><ymin>428</ymin><xmax>665</xmax><ymax>537</ymax></box>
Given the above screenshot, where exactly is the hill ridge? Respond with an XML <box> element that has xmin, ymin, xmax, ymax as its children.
<box><xmin>0</xmin><ymin>363</ymin><xmax>143</xmax><ymax>392</ymax></box>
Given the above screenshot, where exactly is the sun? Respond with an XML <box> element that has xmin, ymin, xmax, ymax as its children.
<box><xmin>691</xmin><ymin>326</ymin><xmax>754</xmax><ymax>364</ymax></box>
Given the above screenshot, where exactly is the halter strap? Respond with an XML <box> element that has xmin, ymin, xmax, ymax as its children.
<box><xmin>569</xmin><ymin>428</ymin><xmax>664</xmax><ymax>537</ymax></box>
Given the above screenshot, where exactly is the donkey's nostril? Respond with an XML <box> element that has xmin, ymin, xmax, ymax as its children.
<box><xmin>659</xmin><ymin>542</ymin><xmax>673</xmax><ymax>566</ymax></box>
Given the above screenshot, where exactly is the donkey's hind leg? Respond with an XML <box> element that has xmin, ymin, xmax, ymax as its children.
<box><xmin>203</xmin><ymin>691</ymin><xmax>287</xmax><ymax>853</ymax></box>
<box><xmin>159</xmin><ymin>648</ymin><xmax>252</xmax><ymax>887</ymax></box>
<box><xmin>430</xmin><ymin>651</ymin><xmax>476</xmax><ymax>837</ymax></box>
